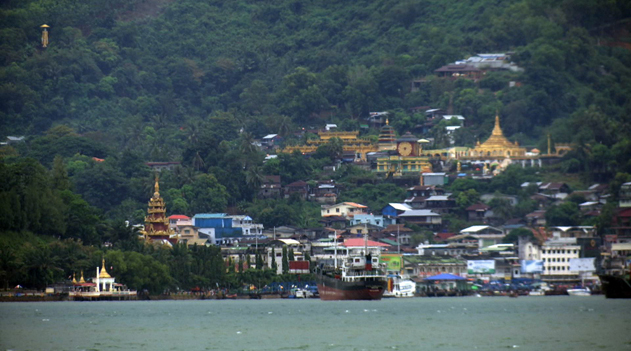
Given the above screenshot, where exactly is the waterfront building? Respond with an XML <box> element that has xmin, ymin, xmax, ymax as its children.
<box><xmin>139</xmin><ymin>177</ymin><xmax>176</xmax><ymax>244</ymax></box>
<box><xmin>404</xmin><ymin>256</ymin><xmax>467</xmax><ymax>278</ymax></box>
<box><xmin>69</xmin><ymin>259</ymin><xmax>136</xmax><ymax>300</ymax></box>
<box><xmin>540</xmin><ymin>238</ymin><xmax>581</xmax><ymax>283</ymax></box>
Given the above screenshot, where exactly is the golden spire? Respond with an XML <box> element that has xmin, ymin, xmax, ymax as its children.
<box><xmin>385</xmin><ymin>118</ymin><xmax>389</xmax><ymax>125</ymax></box>
<box><xmin>492</xmin><ymin>112</ymin><xmax>503</xmax><ymax>136</ymax></box>
<box><xmin>99</xmin><ymin>258</ymin><xmax>111</xmax><ymax>279</ymax></box>
<box><xmin>153</xmin><ymin>175</ymin><xmax>160</xmax><ymax>198</ymax></box>
<box><xmin>79</xmin><ymin>271</ymin><xmax>85</xmax><ymax>283</ymax></box>
<box><xmin>72</xmin><ymin>272</ymin><xmax>77</xmax><ymax>284</ymax></box>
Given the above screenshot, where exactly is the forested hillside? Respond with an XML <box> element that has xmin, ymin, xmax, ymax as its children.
<box><xmin>1</xmin><ymin>0</ymin><xmax>631</xmax><ymax>292</ymax></box>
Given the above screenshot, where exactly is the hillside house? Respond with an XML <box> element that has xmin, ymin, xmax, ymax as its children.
<box><xmin>398</xmin><ymin>210</ymin><xmax>442</xmax><ymax>229</ymax></box>
<box><xmin>321</xmin><ymin>202</ymin><xmax>368</xmax><ymax>219</ymax></box>
<box><xmin>259</xmin><ymin>175</ymin><xmax>281</xmax><ymax>199</ymax></box>
<box><xmin>284</xmin><ymin>180</ymin><xmax>309</xmax><ymax>200</ymax></box>
<box><xmin>457</xmin><ymin>225</ymin><xmax>505</xmax><ymax>248</ymax></box>
<box><xmin>466</xmin><ymin>203</ymin><xmax>492</xmax><ymax>222</ymax></box>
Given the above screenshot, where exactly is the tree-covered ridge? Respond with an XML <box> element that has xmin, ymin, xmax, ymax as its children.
<box><xmin>1</xmin><ymin>0</ymin><xmax>631</xmax><ymax>153</ymax></box>
<box><xmin>2</xmin><ymin>0</ymin><xmax>631</xmax><ymax>292</ymax></box>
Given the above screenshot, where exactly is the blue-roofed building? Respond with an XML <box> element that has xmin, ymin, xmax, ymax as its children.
<box><xmin>193</xmin><ymin>214</ymin><xmax>243</xmax><ymax>245</ymax></box>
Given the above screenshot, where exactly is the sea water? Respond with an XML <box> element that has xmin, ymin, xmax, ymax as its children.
<box><xmin>1</xmin><ymin>296</ymin><xmax>630</xmax><ymax>351</ymax></box>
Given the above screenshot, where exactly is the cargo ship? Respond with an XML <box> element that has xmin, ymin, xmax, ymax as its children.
<box><xmin>315</xmin><ymin>236</ymin><xmax>387</xmax><ymax>301</ymax></box>
<box><xmin>598</xmin><ymin>274</ymin><xmax>631</xmax><ymax>298</ymax></box>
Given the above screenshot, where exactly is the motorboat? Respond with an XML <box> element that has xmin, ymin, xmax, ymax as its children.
<box><xmin>567</xmin><ymin>287</ymin><xmax>591</xmax><ymax>296</ymax></box>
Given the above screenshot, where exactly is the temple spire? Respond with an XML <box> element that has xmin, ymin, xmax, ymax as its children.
<box><xmin>153</xmin><ymin>175</ymin><xmax>160</xmax><ymax>198</ymax></box>
<box><xmin>99</xmin><ymin>258</ymin><xmax>111</xmax><ymax>279</ymax></box>
<box><xmin>492</xmin><ymin>112</ymin><xmax>503</xmax><ymax>136</ymax></box>
<box><xmin>79</xmin><ymin>270</ymin><xmax>85</xmax><ymax>284</ymax></box>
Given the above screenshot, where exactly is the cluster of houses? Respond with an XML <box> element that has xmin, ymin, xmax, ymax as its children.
<box><xmin>163</xmin><ymin>175</ymin><xmax>631</xmax><ymax>286</ymax></box>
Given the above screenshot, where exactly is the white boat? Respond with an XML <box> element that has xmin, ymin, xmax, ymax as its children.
<box><xmin>567</xmin><ymin>287</ymin><xmax>591</xmax><ymax>296</ymax></box>
<box><xmin>384</xmin><ymin>275</ymin><xmax>416</xmax><ymax>298</ymax></box>
<box><xmin>528</xmin><ymin>290</ymin><xmax>545</xmax><ymax>296</ymax></box>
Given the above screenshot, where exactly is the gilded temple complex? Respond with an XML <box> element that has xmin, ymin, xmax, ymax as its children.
<box><xmin>282</xmin><ymin>130</ymin><xmax>378</xmax><ymax>161</ymax></box>
<box><xmin>139</xmin><ymin>177</ymin><xmax>176</xmax><ymax>244</ymax></box>
<box><xmin>375</xmin><ymin>131</ymin><xmax>433</xmax><ymax>177</ymax></box>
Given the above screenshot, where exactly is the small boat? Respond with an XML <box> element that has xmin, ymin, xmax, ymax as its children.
<box><xmin>384</xmin><ymin>275</ymin><xmax>416</xmax><ymax>298</ymax></box>
<box><xmin>567</xmin><ymin>287</ymin><xmax>591</xmax><ymax>296</ymax></box>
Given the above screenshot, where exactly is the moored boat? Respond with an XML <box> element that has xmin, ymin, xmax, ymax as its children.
<box><xmin>598</xmin><ymin>274</ymin><xmax>631</xmax><ymax>299</ymax></box>
<box><xmin>316</xmin><ymin>255</ymin><xmax>387</xmax><ymax>300</ymax></box>
<box><xmin>567</xmin><ymin>287</ymin><xmax>591</xmax><ymax>296</ymax></box>
<box><xmin>384</xmin><ymin>275</ymin><xmax>416</xmax><ymax>298</ymax></box>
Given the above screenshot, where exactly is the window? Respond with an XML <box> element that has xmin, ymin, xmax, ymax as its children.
<box><xmin>336</xmin><ymin>208</ymin><xmax>340</xmax><ymax>213</ymax></box>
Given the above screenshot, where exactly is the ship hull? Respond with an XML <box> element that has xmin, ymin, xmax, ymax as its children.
<box><xmin>598</xmin><ymin>275</ymin><xmax>631</xmax><ymax>299</ymax></box>
<box><xmin>316</xmin><ymin>274</ymin><xmax>387</xmax><ymax>301</ymax></box>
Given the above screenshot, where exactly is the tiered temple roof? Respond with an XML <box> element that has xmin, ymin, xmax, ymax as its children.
<box><xmin>140</xmin><ymin>177</ymin><xmax>175</xmax><ymax>243</ymax></box>
<box><xmin>378</xmin><ymin>119</ymin><xmax>396</xmax><ymax>151</ymax></box>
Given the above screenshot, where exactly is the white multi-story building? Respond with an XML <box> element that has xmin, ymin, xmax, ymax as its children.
<box><xmin>541</xmin><ymin>238</ymin><xmax>581</xmax><ymax>281</ymax></box>
<box><xmin>228</xmin><ymin>215</ymin><xmax>264</xmax><ymax>236</ymax></box>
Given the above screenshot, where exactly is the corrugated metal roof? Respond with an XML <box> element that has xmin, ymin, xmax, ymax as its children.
<box><xmin>399</xmin><ymin>210</ymin><xmax>440</xmax><ymax>217</ymax></box>
<box><xmin>388</xmin><ymin>203</ymin><xmax>412</xmax><ymax>211</ymax></box>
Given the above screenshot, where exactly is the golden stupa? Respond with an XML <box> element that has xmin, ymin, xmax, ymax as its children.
<box><xmin>470</xmin><ymin>114</ymin><xmax>526</xmax><ymax>158</ymax></box>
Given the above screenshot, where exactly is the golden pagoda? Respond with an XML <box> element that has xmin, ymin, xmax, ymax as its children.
<box><xmin>378</xmin><ymin>119</ymin><xmax>396</xmax><ymax>151</ymax></box>
<box><xmin>470</xmin><ymin>114</ymin><xmax>526</xmax><ymax>158</ymax></box>
<box><xmin>139</xmin><ymin>177</ymin><xmax>175</xmax><ymax>243</ymax></box>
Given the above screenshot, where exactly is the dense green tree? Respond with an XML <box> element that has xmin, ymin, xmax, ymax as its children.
<box><xmin>546</xmin><ymin>202</ymin><xmax>581</xmax><ymax>227</ymax></box>
<box><xmin>281</xmin><ymin>246</ymin><xmax>289</xmax><ymax>275</ymax></box>
<box><xmin>502</xmin><ymin>228</ymin><xmax>535</xmax><ymax>244</ymax></box>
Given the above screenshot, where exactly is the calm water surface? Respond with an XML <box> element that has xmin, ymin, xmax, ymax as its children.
<box><xmin>1</xmin><ymin>296</ymin><xmax>630</xmax><ymax>351</ymax></box>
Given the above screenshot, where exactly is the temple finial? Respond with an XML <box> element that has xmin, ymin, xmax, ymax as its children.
<box><xmin>385</xmin><ymin>118</ymin><xmax>389</xmax><ymax>125</ymax></box>
<box><xmin>153</xmin><ymin>175</ymin><xmax>160</xmax><ymax>198</ymax></box>
<box><xmin>99</xmin><ymin>258</ymin><xmax>111</xmax><ymax>279</ymax></box>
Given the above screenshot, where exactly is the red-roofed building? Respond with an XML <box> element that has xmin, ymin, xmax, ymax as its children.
<box><xmin>342</xmin><ymin>238</ymin><xmax>390</xmax><ymax>248</ymax></box>
<box><xmin>434</xmin><ymin>232</ymin><xmax>456</xmax><ymax>242</ymax></box>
